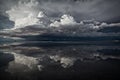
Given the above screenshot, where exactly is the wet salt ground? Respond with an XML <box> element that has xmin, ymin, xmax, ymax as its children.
<box><xmin>0</xmin><ymin>39</ymin><xmax>120</xmax><ymax>80</ymax></box>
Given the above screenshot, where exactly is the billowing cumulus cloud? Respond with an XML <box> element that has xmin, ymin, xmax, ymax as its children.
<box><xmin>50</xmin><ymin>14</ymin><xmax>77</xmax><ymax>27</ymax></box>
<box><xmin>5</xmin><ymin>0</ymin><xmax>41</xmax><ymax>29</ymax></box>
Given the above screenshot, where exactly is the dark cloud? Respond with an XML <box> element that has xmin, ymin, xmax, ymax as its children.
<box><xmin>0</xmin><ymin>0</ymin><xmax>120</xmax><ymax>22</ymax></box>
<box><xmin>0</xmin><ymin>0</ymin><xmax>120</xmax><ymax>36</ymax></box>
<box><xmin>0</xmin><ymin>15</ymin><xmax>14</xmax><ymax>29</ymax></box>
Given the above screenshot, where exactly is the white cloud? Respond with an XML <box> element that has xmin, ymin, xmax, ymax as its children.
<box><xmin>6</xmin><ymin>0</ymin><xmax>44</xmax><ymax>30</ymax></box>
<box><xmin>12</xmin><ymin>13</ymin><xmax>39</xmax><ymax>29</ymax></box>
<box><xmin>60</xmin><ymin>14</ymin><xmax>77</xmax><ymax>25</ymax></box>
<box><xmin>50</xmin><ymin>14</ymin><xmax>77</xmax><ymax>27</ymax></box>
<box><xmin>98</xmin><ymin>22</ymin><xmax>120</xmax><ymax>29</ymax></box>
<box><xmin>50</xmin><ymin>21</ymin><xmax>61</xmax><ymax>27</ymax></box>
<box><xmin>109</xmin><ymin>23</ymin><xmax>120</xmax><ymax>27</ymax></box>
<box><xmin>37</xmin><ymin>11</ymin><xmax>45</xmax><ymax>18</ymax></box>
<box><xmin>49</xmin><ymin>14</ymin><xmax>104</xmax><ymax>30</ymax></box>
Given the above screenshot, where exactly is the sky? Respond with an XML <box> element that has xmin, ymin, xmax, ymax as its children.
<box><xmin>0</xmin><ymin>0</ymin><xmax>120</xmax><ymax>22</ymax></box>
<box><xmin>0</xmin><ymin>0</ymin><xmax>120</xmax><ymax>36</ymax></box>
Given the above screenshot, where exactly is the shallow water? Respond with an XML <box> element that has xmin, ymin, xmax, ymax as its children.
<box><xmin>0</xmin><ymin>37</ymin><xmax>120</xmax><ymax>80</ymax></box>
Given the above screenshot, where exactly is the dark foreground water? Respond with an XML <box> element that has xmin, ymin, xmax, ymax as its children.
<box><xmin>0</xmin><ymin>37</ymin><xmax>120</xmax><ymax>80</ymax></box>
